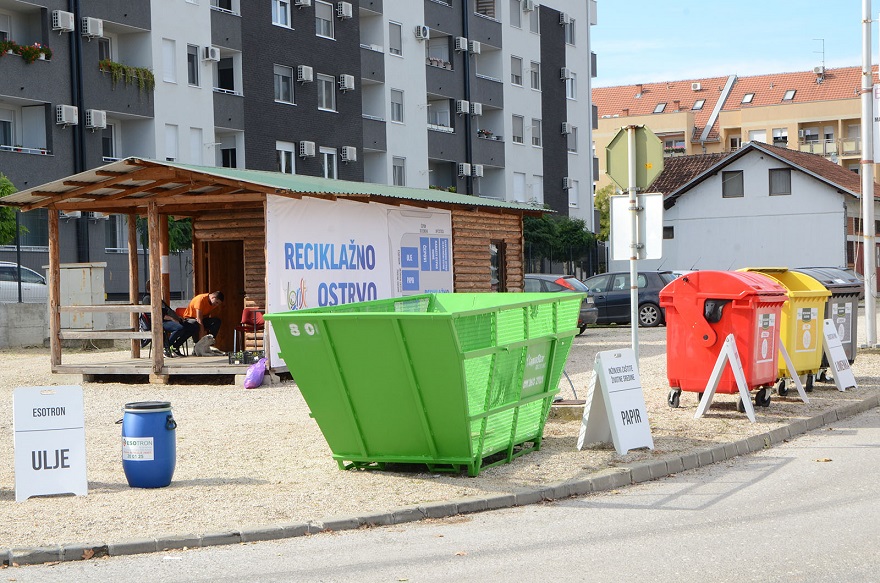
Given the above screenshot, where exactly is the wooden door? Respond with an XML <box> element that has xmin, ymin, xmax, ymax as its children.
<box><xmin>203</xmin><ymin>240</ymin><xmax>244</xmax><ymax>352</ymax></box>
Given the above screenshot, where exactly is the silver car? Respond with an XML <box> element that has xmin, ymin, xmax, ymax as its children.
<box><xmin>0</xmin><ymin>262</ymin><xmax>48</xmax><ymax>303</ymax></box>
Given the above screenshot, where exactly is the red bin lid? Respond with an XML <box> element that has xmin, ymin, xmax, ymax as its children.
<box><xmin>659</xmin><ymin>270</ymin><xmax>787</xmax><ymax>301</ymax></box>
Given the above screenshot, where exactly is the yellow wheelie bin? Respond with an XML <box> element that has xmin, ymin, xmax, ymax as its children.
<box><xmin>739</xmin><ymin>268</ymin><xmax>831</xmax><ymax>394</ymax></box>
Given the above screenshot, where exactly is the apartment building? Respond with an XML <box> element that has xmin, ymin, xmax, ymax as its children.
<box><xmin>592</xmin><ymin>65</ymin><xmax>875</xmax><ymax>191</ymax></box>
<box><xmin>0</xmin><ymin>0</ymin><xmax>599</xmax><ymax>297</ymax></box>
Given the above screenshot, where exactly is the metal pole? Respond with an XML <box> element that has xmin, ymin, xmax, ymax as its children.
<box><xmin>861</xmin><ymin>0</ymin><xmax>877</xmax><ymax>346</ymax></box>
<box><xmin>15</xmin><ymin>209</ymin><xmax>21</xmax><ymax>303</ymax></box>
<box><xmin>627</xmin><ymin>125</ymin><xmax>639</xmax><ymax>362</ymax></box>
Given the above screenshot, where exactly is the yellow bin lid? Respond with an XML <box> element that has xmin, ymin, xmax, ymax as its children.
<box><xmin>738</xmin><ymin>267</ymin><xmax>832</xmax><ymax>298</ymax></box>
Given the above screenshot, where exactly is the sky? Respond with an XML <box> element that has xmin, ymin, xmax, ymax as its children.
<box><xmin>591</xmin><ymin>1</ymin><xmax>872</xmax><ymax>88</ymax></box>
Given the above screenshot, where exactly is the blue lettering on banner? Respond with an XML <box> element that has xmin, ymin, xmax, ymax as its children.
<box><xmin>317</xmin><ymin>282</ymin><xmax>379</xmax><ymax>306</ymax></box>
<box><xmin>420</xmin><ymin>237</ymin><xmax>431</xmax><ymax>271</ymax></box>
<box><xmin>284</xmin><ymin>241</ymin><xmax>377</xmax><ymax>271</ymax></box>
<box><xmin>430</xmin><ymin>238</ymin><xmax>441</xmax><ymax>271</ymax></box>
<box><xmin>401</xmin><ymin>247</ymin><xmax>419</xmax><ymax>268</ymax></box>
<box><xmin>402</xmin><ymin>270</ymin><xmax>420</xmax><ymax>291</ymax></box>
<box><xmin>440</xmin><ymin>238</ymin><xmax>450</xmax><ymax>272</ymax></box>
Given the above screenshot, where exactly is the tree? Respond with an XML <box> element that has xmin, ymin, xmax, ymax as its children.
<box><xmin>0</xmin><ymin>173</ymin><xmax>26</xmax><ymax>245</ymax></box>
<box><xmin>593</xmin><ymin>184</ymin><xmax>616</xmax><ymax>242</ymax></box>
<box><xmin>136</xmin><ymin>216</ymin><xmax>193</xmax><ymax>252</ymax></box>
<box><xmin>523</xmin><ymin>213</ymin><xmax>596</xmax><ymax>272</ymax></box>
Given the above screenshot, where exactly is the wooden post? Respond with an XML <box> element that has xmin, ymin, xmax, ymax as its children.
<box><xmin>148</xmin><ymin>203</ymin><xmax>164</xmax><ymax>374</ymax></box>
<box><xmin>129</xmin><ymin>213</ymin><xmax>141</xmax><ymax>358</ymax></box>
<box><xmin>159</xmin><ymin>213</ymin><xmax>170</xmax><ymax>304</ymax></box>
<box><xmin>48</xmin><ymin>208</ymin><xmax>61</xmax><ymax>368</ymax></box>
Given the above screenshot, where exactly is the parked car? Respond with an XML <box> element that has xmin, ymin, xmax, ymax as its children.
<box><xmin>0</xmin><ymin>262</ymin><xmax>48</xmax><ymax>303</ymax></box>
<box><xmin>523</xmin><ymin>273</ymin><xmax>598</xmax><ymax>335</ymax></box>
<box><xmin>582</xmin><ymin>270</ymin><xmax>678</xmax><ymax>327</ymax></box>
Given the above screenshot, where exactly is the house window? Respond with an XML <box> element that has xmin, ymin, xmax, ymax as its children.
<box><xmin>729</xmin><ymin>136</ymin><xmax>741</xmax><ymax>150</ymax></box>
<box><xmin>317</xmin><ymin>73</ymin><xmax>336</xmax><ymax>111</ymax></box>
<box><xmin>692</xmin><ymin>99</ymin><xmax>705</xmax><ymax>110</ymax></box>
<box><xmin>0</xmin><ymin>14</ymin><xmax>8</xmax><ymax>41</ymax></box>
<box><xmin>568</xmin><ymin>179</ymin><xmax>579</xmax><ymax>208</ymax></box>
<box><xmin>772</xmin><ymin>128</ymin><xmax>788</xmax><ymax>147</ymax></box>
<box><xmin>390</xmin><ymin>89</ymin><xmax>404</xmax><ymax>123</ymax></box>
<box><xmin>564</xmin><ymin>19</ymin><xmax>575</xmax><ymax>45</ymax></box>
<box><xmin>567</xmin><ymin>126</ymin><xmax>578</xmax><ymax>153</ymax></box>
<box><xmin>475</xmin><ymin>0</ymin><xmax>496</xmax><ymax>19</ymax></box>
<box><xmin>663</xmin><ymin>226</ymin><xmax>674</xmax><ymax>239</ymax></box>
<box><xmin>165</xmin><ymin>124</ymin><xmax>179</xmax><ymax>161</ymax></box>
<box><xmin>653</xmin><ymin>102</ymin><xmax>666</xmax><ymax>114</ymax></box>
<box><xmin>320</xmin><ymin>146</ymin><xmax>337</xmax><ymax>179</ymax></box>
<box><xmin>212</xmin><ymin>0</ymin><xmax>233</xmax><ymax>10</ymax></box>
<box><xmin>389</xmin><ymin>22</ymin><xmax>402</xmax><ymax>55</ymax></box>
<box><xmin>513</xmin><ymin>172</ymin><xmax>526</xmax><ymax>202</ymax></box>
<box><xmin>98</xmin><ymin>37</ymin><xmax>112</xmax><ymax>62</ymax></box>
<box><xmin>276</xmin><ymin>141</ymin><xmax>295</xmax><ymax>174</ymax></box>
<box><xmin>741</xmin><ymin>93</ymin><xmax>754</xmax><ymax>104</ymax></box>
<box><xmin>186</xmin><ymin>44</ymin><xmax>199</xmax><ymax>86</ymax></box>
<box><xmin>512</xmin><ymin>115</ymin><xmax>524</xmax><ymax>144</ymax></box>
<box><xmin>532</xmin><ymin>174</ymin><xmax>543</xmax><ymax>203</ymax></box>
<box><xmin>721</xmin><ymin>170</ymin><xmax>743</xmax><ymax>198</ymax></box>
<box><xmin>0</xmin><ymin>109</ymin><xmax>12</xmax><ymax>147</ymax></box>
<box><xmin>392</xmin><ymin>157</ymin><xmax>406</xmax><ymax>186</ymax></box>
<box><xmin>427</xmin><ymin>100</ymin><xmax>450</xmax><ymax>127</ymax></box>
<box><xmin>189</xmin><ymin>127</ymin><xmax>203</xmax><ymax>164</ymax></box>
<box><xmin>274</xmin><ymin>65</ymin><xmax>293</xmax><ymax>103</ymax></box>
<box><xmin>769</xmin><ymin>168</ymin><xmax>791</xmax><ymax>195</ymax></box>
<box><xmin>162</xmin><ymin>39</ymin><xmax>177</xmax><ymax>83</ymax></box>
<box><xmin>101</xmin><ymin>125</ymin><xmax>115</xmax><ymax>159</ymax></box>
<box><xmin>315</xmin><ymin>1</ymin><xmax>334</xmax><ymax>38</ymax></box>
<box><xmin>18</xmin><ymin>209</ymin><xmax>48</xmax><ymax>247</ymax></box>
<box><xmin>531</xmin><ymin>118</ymin><xmax>542</xmax><ymax>147</ymax></box>
<box><xmin>489</xmin><ymin>242</ymin><xmax>506</xmax><ymax>291</ymax></box>
<box><xmin>530</xmin><ymin>61</ymin><xmax>540</xmax><ymax>90</ymax></box>
<box><xmin>529</xmin><ymin>5</ymin><xmax>539</xmax><ymax>33</ymax></box>
<box><xmin>272</xmin><ymin>0</ymin><xmax>290</xmax><ymax>26</ymax></box>
<box><xmin>509</xmin><ymin>0</ymin><xmax>521</xmax><ymax>27</ymax></box>
<box><xmin>748</xmin><ymin>129</ymin><xmax>766</xmax><ymax>143</ymax></box>
<box><xmin>566</xmin><ymin>72</ymin><xmax>577</xmax><ymax>99</ymax></box>
<box><xmin>217</xmin><ymin>57</ymin><xmax>235</xmax><ymax>92</ymax></box>
<box><xmin>221</xmin><ymin>148</ymin><xmax>237</xmax><ymax>168</ymax></box>
<box><xmin>511</xmin><ymin>56</ymin><xmax>523</xmax><ymax>85</ymax></box>
<box><xmin>782</xmin><ymin>89</ymin><xmax>796</xmax><ymax>101</ymax></box>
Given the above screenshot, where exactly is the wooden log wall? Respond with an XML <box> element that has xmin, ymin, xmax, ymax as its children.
<box><xmin>451</xmin><ymin>210</ymin><xmax>524</xmax><ymax>292</ymax></box>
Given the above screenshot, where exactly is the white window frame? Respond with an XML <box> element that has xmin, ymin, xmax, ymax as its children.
<box><xmin>315</xmin><ymin>1</ymin><xmax>335</xmax><ymax>39</ymax></box>
<box><xmin>566</xmin><ymin>72</ymin><xmax>577</xmax><ymax>100</ymax></box>
<box><xmin>511</xmin><ymin>56</ymin><xmax>523</xmax><ymax>86</ymax></box>
<box><xmin>509</xmin><ymin>0</ymin><xmax>521</xmax><ymax>28</ymax></box>
<box><xmin>531</xmin><ymin>118</ymin><xmax>542</xmax><ymax>147</ymax></box>
<box><xmin>164</xmin><ymin>124</ymin><xmax>179</xmax><ymax>162</ymax></box>
<box><xmin>512</xmin><ymin>114</ymin><xmax>524</xmax><ymax>144</ymax></box>
<box><xmin>529</xmin><ymin>5</ymin><xmax>539</xmax><ymax>33</ymax></box>
<box><xmin>742</xmin><ymin>93</ymin><xmax>754</xmax><ymax>104</ymax></box>
<box><xmin>389</xmin><ymin>21</ymin><xmax>402</xmax><ymax>56</ymax></box>
<box><xmin>97</xmin><ymin>36</ymin><xmax>113</xmax><ymax>62</ymax></box>
<box><xmin>567</xmin><ymin>126</ymin><xmax>578</xmax><ymax>153</ymax></box>
<box><xmin>186</xmin><ymin>44</ymin><xmax>200</xmax><ymax>86</ymax></box>
<box><xmin>276</xmin><ymin>141</ymin><xmax>296</xmax><ymax>174</ymax></box>
<box><xmin>320</xmin><ymin>146</ymin><xmax>338</xmax><ymax>178</ymax></box>
<box><xmin>189</xmin><ymin>127</ymin><xmax>203</xmax><ymax>164</ymax></box>
<box><xmin>0</xmin><ymin>14</ymin><xmax>9</xmax><ymax>41</ymax></box>
<box><xmin>531</xmin><ymin>174</ymin><xmax>543</xmax><ymax>204</ymax></box>
<box><xmin>317</xmin><ymin>73</ymin><xmax>336</xmax><ymax>111</ymax></box>
<box><xmin>101</xmin><ymin>124</ymin><xmax>115</xmax><ymax>159</ymax></box>
<box><xmin>274</xmin><ymin>64</ymin><xmax>294</xmax><ymax>104</ymax></box>
<box><xmin>568</xmin><ymin>179</ymin><xmax>579</xmax><ymax>208</ymax></box>
<box><xmin>162</xmin><ymin>38</ymin><xmax>177</xmax><ymax>84</ymax></box>
<box><xmin>513</xmin><ymin>172</ymin><xmax>526</xmax><ymax>202</ymax></box>
<box><xmin>564</xmin><ymin>19</ymin><xmax>575</xmax><ymax>45</ymax></box>
<box><xmin>0</xmin><ymin>107</ymin><xmax>14</xmax><ymax>147</ymax></box>
<box><xmin>272</xmin><ymin>0</ymin><xmax>291</xmax><ymax>27</ymax></box>
<box><xmin>692</xmin><ymin>99</ymin><xmax>705</xmax><ymax>110</ymax></box>
<box><xmin>390</xmin><ymin>89</ymin><xmax>405</xmax><ymax>123</ymax></box>
<box><xmin>530</xmin><ymin>61</ymin><xmax>540</xmax><ymax>90</ymax></box>
<box><xmin>392</xmin><ymin>156</ymin><xmax>406</xmax><ymax>186</ymax></box>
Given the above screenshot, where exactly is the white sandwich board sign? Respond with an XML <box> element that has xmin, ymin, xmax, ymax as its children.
<box><xmin>577</xmin><ymin>348</ymin><xmax>654</xmax><ymax>455</ymax></box>
<box><xmin>13</xmin><ymin>386</ymin><xmax>87</xmax><ymax>502</ymax></box>
<box><xmin>822</xmin><ymin>319</ymin><xmax>857</xmax><ymax>391</ymax></box>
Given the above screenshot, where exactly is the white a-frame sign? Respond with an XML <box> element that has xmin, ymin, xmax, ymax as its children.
<box><xmin>821</xmin><ymin>318</ymin><xmax>857</xmax><ymax>391</ymax></box>
<box><xmin>577</xmin><ymin>348</ymin><xmax>654</xmax><ymax>455</ymax></box>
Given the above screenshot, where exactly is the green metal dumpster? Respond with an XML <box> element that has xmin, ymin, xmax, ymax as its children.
<box><xmin>264</xmin><ymin>293</ymin><xmax>582</xmax><ymax>476</ymax></box>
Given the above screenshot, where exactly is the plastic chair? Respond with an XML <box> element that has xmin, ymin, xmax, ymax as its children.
<box><xmin>234</xmin><ymin>308</ymin><xmax>264</xmax><ymax>353</ymax></box>
<box><xmin>139</xmin><ymin>312</ymin><xmax>172</xmax><ymax>357</ymax></box>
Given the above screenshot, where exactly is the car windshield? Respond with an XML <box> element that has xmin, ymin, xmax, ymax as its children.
<box><xmin>659</xmin><ymin>272</ymin><xmax>677</xmax><ymax>285</ymax></box>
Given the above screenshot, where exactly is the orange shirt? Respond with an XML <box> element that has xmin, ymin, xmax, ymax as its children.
<box><xmin>182</xmin><ymin>293</ymin><xmax>217</xmax><ymax>319</ymax></box>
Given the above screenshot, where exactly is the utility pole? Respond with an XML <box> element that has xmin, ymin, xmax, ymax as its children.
<box><xmin>861</xmin><ymin>0</ymin><xmax>877</xmax><ymax>346</ymax></box>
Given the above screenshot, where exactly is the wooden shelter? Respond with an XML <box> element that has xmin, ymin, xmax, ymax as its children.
<box><xmin>0</xmin><ymin>158</ymin><xmax>542</xmax><ymax>383</ymax></box>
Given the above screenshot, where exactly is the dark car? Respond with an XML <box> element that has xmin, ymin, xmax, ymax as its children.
<box><xmin>582</xmin><ymin>270</ymin><xmax>678</xmax><ymax>327</ymax></box>
<box><xmin>524</xmin><ymin>274</ymin><xmax>598</xmax><ymax>334</ymax></box>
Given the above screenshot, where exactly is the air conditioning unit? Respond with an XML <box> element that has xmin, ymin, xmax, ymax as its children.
<box><xmin>81</xmin><ymin>17</ymin><xmax>103</xmax><ymax>38</ymax></box>
<box><xmin>560</xmin><ymin>67</ymin><xmax>572</xmax><ymax>80</ymax></box>
<box><xmin>468</xmin><ymin>40</ymin><xmax>481</xmax><ymax>55</ymax></box>
<box><xmin>561</xmin><ymin>122</ymin><xmax>573</xmax><ymax>135</ymax></box>
<box><xmin>454</xmin><ymin>36</ymin><xmax>468</xmax><ymax>52</ymax></box>
<box><xmin>297</xmin><ymin>65</ymin><xmax>314</xmax><ymax>83</ymax></box>
<box><xmin>562</xmin><ymin>177</ymin><xmax>573</xmax><ymax>190</ymax></box>
<box><xmin>522</xmin><ymin>0</ymin><xmax>535</xmax><ymax>12</ymax></box>
<box><xmin>52</xmin><ymin>10</ymin><xmax>76</xmax><ymax>32</ymax></box>
<box><xmin>814</xmin><ymin>65</ymin><xmax>825</xmax><ymax>75</ymax></box>
<box><xmin>56</xmin><ymin>104</ymin><xmax>79</xmax><ymax>126</ymax></box>
<box><xmin>340</xmin><ymin>146</ymin><xmax>357</xmax><ymax>162</ymax></box>
<box><xmin>336</xmin><ymin>1</ymin><xmax>352</xmax><ymax>19</ymax></box>
<box><xmin>470</xmin><ymin>102</ymin><xmax>482</xmax><ymax>116</ymax></box>
<box><xmin>414</xmin><ymin>25</ymin><xmax>430</xmax><ymax>40</ymax></box>
<box><xmin>471</xmin><ymin>164</ymin><xmax>484</xmax><ymax>178</ymax></box>
<box><xmin>203</xmin><ymin>46</ymin><xmax>221</xmax><ymax>62</ymax></box>
<box><xmin>455</xmin><ymin>99</ymin><xmax>470</xmax><ymax>115</ymax></box>
<box><xmin>559</xmin><ymin>12</ymin><xmax>571</xmax><ymax>25</ymax></box>
<box><xmin>457</xmin><ymin>163</ymin><xmax>471</xmax><ymax>177</ymax></box>
<box><xmin>691</xmin><ymin>82</ymin><xmax>702</xmax><ymax>91</ymax></box>
<box><xmin>294</xmin><ymin>0</ymin><xmax>311</xmax><ymax>6</ymax></box>
<box><xmin>798</xmin><ymin>129</ymin><xmax>805</xmax><ymax>138</ymax></box>
<box><xmin>60</xmin><ymin>211</ymin><xmax>82</xmax><ymax>219</ymax></box>
<box><xmin>85</xmin><ymin>109</ymin><xmax>107</xmax><ymax>130</ymax></box>
<box><xmin>338</xmin><ymin>74</ymin><xmax>355</xmax><ymax>92</ymax></box>
<box><xmin>299</xmin><ymin>140</ymin><xmax>316</xmax><ymax>158</ymax></box>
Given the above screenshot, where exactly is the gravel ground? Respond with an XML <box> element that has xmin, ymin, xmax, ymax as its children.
<box><xmin>0</xmin><ymin>312</ymin><xmax>878</xmax><ymax>549</ymax></box>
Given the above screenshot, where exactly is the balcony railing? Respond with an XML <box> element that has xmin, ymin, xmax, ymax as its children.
<box><xmin>0</xmin><ymin>145</ymin><xmax>49</xmax><ymax>155</ymax></box>
<box><xmin>426</xmin><ymin>57</ymin><xmax>452</xmax><ymax>70</ymax></box>
<box><xmin>798</xmin><ymin>140</ymin><xmax>838</xmax><ymax>156</ymax></box>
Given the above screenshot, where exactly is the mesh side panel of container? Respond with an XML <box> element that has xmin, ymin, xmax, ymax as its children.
<box><xmin>526</xmin><ymin>302</ymin><xmax>556</xmax><ymax>338</ymax></box>
<box><xmin>514</xmin><ymin>399</ymin><xmax>546</xmax><ymax>442</ymax></box>
<box><xmin>394</xmin><ymin>297</ymin><xmax>431</xmax><ymax>312</ymax></box>
<box><xmin>454</xmin><ymin>312</ymin><xmax>496</xmax><ymax>351</ymax></box>
<box><xmin>481</xmin><ymin>409</ymin><xmax>516</xmax><ymax>456</ymax></box>
<box><xmin>495</xmin><ymin>306</ymin><xmax>526</xmax><ymax>345</ymax></box>
<box><xmin>555</xmin><ymin>298</ymin><xmax>581</xmax><ymax>332</ymax></box>
<box><xmin>485</xmin><ymin>348</ymin><xmax>525</xmax><ymax>410</ymax></box>
<box><xmin>464</xmin><ymin>355</ymin><xmax>493</xmax><ymax>416</ymax></box>
<box><xmin>549</xmin><ymin>336</ymin><xmax>573</xmax><ymax>382</ymax></box>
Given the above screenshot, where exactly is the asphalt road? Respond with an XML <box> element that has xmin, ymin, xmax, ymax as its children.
<box><xmin>10</xmin><ymin>405</ymin><xmax>880</xmax><ymax>583</ymax></box>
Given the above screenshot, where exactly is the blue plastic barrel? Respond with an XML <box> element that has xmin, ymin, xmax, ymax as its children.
<box><xmin>121</xmin><ymin>401</ymin><xmax>177</xmax><ymax>488</ymax></box>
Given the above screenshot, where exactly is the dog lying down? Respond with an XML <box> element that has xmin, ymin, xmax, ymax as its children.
<box><xmin>193</xmin><ymin>334</ymin><xmax>225</xmax><ymax>357</ymax></box>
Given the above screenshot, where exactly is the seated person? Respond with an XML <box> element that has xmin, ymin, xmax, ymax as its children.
<box><xmin>181</xmin><ymin>290</ymin><xmax>224</xmax><ymax>344</ymax></box>
<box><xmin>142</xmin><ymin>290</ymin><xmax>195</xmax><ymax>358</ymax></box>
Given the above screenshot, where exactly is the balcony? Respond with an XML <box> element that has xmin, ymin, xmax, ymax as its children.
<box><xmin>211</xmin><ymin>5</ymin><xmax>242</xmax><ymax>50</ymax></box>
<box><xmin>840</xmin><ymin>138</ymin><xmax>861</xmax><ymax>156</ymax></box>
<box><xmin>86</xmin><ymin>62</ymin><xmax>154</xmax><ymax>119</ymax></box>
<box><xmin>473</xmin><ymin>133</ymin><xmax>504</xmax><ymax>167</ymax></box>
<box><xmin>359</xmin><ymin>0</ymin><xmax>383</xmax><ymax>13</ymax></box>
<box><xmin>428</xmin><ymin>125</ymin><xmax>465</xmax><ymax>160</ymax></box>
<box><xmin>213</xmin><ymin>90</ymin><xmax>244</xmax><ymax>130</ymax></box>
<box><xmin>0</xmin><ymin>53</ymin><xmax>59</xmax><ymax>104</ymax></box>
<box><xmin>362</xmin><ymin>115</ymin><xmax>386</xmax><ymax>152</ymax></box>
<box><xmin>95</xmin><ymin>1</ymin><xmax>152</xmax><ymax>30</ymax></box>
<box><xmin>471</xmin><ymin>75</ymin><xmax>503</xmax><ymax>109</ymax></box>
<box><xmin>798</xmin><ymin>140</ymin><xmax>837</xmax><ymax>157</ymax></box>
<box><xmin>360</xmin><ymin>45</ymin><xmax>385</xmax><ymax>84</ymax></box>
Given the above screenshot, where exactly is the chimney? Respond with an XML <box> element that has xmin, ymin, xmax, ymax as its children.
<box><xmin>673</xmin><ymin>99</ymin><xmax>681</xmax><ymax>111</ymax></box>
<box><xmin>622</xmin><ymin>108</ymin><xmax>629</xmax><ymax>116</ymax></box>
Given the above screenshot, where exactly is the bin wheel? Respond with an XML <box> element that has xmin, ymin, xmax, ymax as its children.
<box><xmin>817</xmin><ymin>369</ymin><xmax>828</xmax><ymax>383</ymax></box>
<box><xmin>578</xmin><ymin>325</ymin><xmax>587</xmax><ymax>336</ymax></box>
<box><xmin>668</xmin><ymin>388</ymin><xmax>681</xmax><ymax>408</ymax></box>
<box><xmin>736</xmin><ymin>396</ymin><xmax>746</xmax><ymax>413</ymax></box>
<box><xmin>755</xmin><ymin>387</ymin><xmax>771</xmax><ymax>407</ymax></box>
<box><xmin>638</xmin><ymin>302</ymin><xmax>663</xmax><ymax>327</ymax></box>
<box><xmin>776</xmin><ymin>379</ymin><xmax>788</xmax><ymax>397</ymax></box>
<box><xmin>805</xmin><ymin>374</ymin><xmax>814</xmax><ymax>393</ymax></box>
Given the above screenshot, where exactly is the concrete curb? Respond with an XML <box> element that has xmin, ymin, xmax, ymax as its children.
<box><xmin>3</xmin><ymin>394</ymin><xmax>879</xmax><ymax>567</ymax></box>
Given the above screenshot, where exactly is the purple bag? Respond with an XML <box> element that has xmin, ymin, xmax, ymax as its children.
<box><xmin>243</xmin><ymin>358</ymin><xmax>267</xmax><ymax>389</ymax></box>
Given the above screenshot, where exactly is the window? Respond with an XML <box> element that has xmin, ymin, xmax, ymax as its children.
<box><xmin>212</xmin><ymin>0</ymin><xmax>233</xmax><ymax>10</ymax></box>
<box><xmin>532</xmin><ymin>174</ymin><xmax>543</xmax><ymax>203</ymax></box>
<box><xmin>772</xmin><ymin>128</ymin><xmax>788</xmax><ymax>147</ymax></box>
<box><xmin>315</xmin><ymin>1</ymin><xmax>334</xmax><ymax>38</ymax></box>
<box><xmin>663</xmin><ymin>226</ymin><xmax>674</xmax><ymax>240</ymax></box>
<box><xmin>729</xmin><ymin>136</ymin><xmax>742</xmax><ymax>150</ymax></box>
<box><xmin>274</xmin><ymin>65</ymin><xmax>293</xmax><ymax>103</ymax></box>
<box><xmin>721</xmin><ymin>170</ymin><xmax>743</xmax><ymax>198</ymax></box>
<box><xmin>653</xmin><ymin>102</ymin><xmax>666</xmax><ymax>114</ymax></box>
<box><xmin>475</xmin><ymin>0</ymin><xmax>496</xmax><ymax>19</ymax></box>
<box><xmin>320</xmin><ymin>146</ymin><xmax>337</xmax><ymax>179</ymax></box>
<box><xmin>272</xmin><ymin>0</ymin><xmax>291</xmax><ymax>26</ymax></box>
<box><xmin>390</xmin><ymin>89</ymin><xmax>404</xmax><ymax>123</ymax></box>
<box><xmin>0</xmin><ymin>14</ymin><xmax>8</xmax><ymax>41</ymax></box>
<box><xmin>317</xmin><ymin>73</ymin><xmax>336</xmax><ymax>110</ymax></box>
<box><xmin>217</xmin><ymin>57</ymin><xmax>235</xmax><ymax>92</ymax></box>
<box><xmin>748</xmin><ymin>129</ymin><xmax>766</xmax><ymax>143</ymax></box>
<box><xmin>692</xmin><ymin>99</ymin><xmax>705</xmax><ymax>110</ymax></box>
<box><xmin>162</xmin><ymin>39</ymin><xmax>177</xmax><ymax>83</ymax></box>
<box><xmin>189</xmin><ymin>127</ymin><xmax>203</xmax><ymax>164</ymax></box>
<box><xmin>221</xmin><ymin>148</ymin><xmax>237</xmax><ymax>168</ymax></box>
<box><xmin>566</xmin><ymin>72</ymin><xmax>577</xmax><ymax>99</ymax></box>
<box><xmin>389</xmin><ymin>22</ymin><xmax>402</xmax><ymax>55</ymax></box>
<box><xmin>741</xmin><ymin>93</ymin><xmax>754</xmax><ymax>104</ymax></box>
<box><xmin>567</xmin><ymin>126</ymin><xmax>578</xmax><ymax>153</ymax></box>
<box><xmin>427</xmin><ymin>100</ymin><xmax>450</xmax><ymax>127</ymax></box>
<box><xmin>165</xmin><ymin>124</ymin><xmax>179</xmax><ymax>161</ymax></box>
<box><xmin>276</xmin><ymin>141</ymin><xmax>295</xmax><ymax>174</ymax></box>
<box><xmin>529</xmin><ymin>5</ymin><xmax>539</xmax><ymax>33</ymax></box>
<box><xmin>564</xmin><ymin>19</ymin><xmax>575</xmax><ymax>45</ymax></box>
<box><xmin>531</xmin><ymin>118</ymin><xmax>542</xmax><ymax>147</ymax></box>
<box><xmin>513</xmin><ymin>172</ymin><xmax>526</xmax><ymax>202</ymax></box>
<box><xmin>187</xmin><ymin>44</ymin><xmax>199</xmax><ymax>86</ymax></box>
<box><xmin>392</xmin><ymin>157</ymin><xmax>406</xmax><ymax>186</ymax></box>
<box><xmin>512</xmin><ymin>115</ymin><xmax>524</xmax><ymax>144</ymax></box>
<box><xmin>511</xmin><ymin>56</ymin><xmax>523</xmax><ymax>85</ymax></box>
<box><xmin>530</xmin><ymin>61</ymin><xmax>540</xmax><ymax>90</ymax></box>
<box><xmin>101</xmin><ymin>125</ymin><xmax>114</xmax><ymax>159</ymax></box>
<box><xmin>769</xmin><ymin>168</ymin><xmax>791</xmax><ymax>195</ymax></box>
<box><xmin>0</xmin><ymin>108</ymin><xmax>12</xmax><ymax>147</ymax></box>
<box><xmin>97</xmin><ymin>37</ymin><xmax>112</xmax><ymax>62</ymax></box>
<box><xmin>782</xmin><ymin>89</ymin><xmax>796</xmax><ymax>101</ymax></box>
<box><xmin>18</xmin><ymin>209</ymin><xmax>48</xmax><ymax>248</ymax></box>
<box><xmin>489</xmin><ymin>242</ymin><xmax>506</xmax><ymax>291</ymax></box>
<box><xmin>568</xmin><ymin>179</ymin><xmax>579</xmax><ymax>208</ymax></box>
<box><xmin>509</xmin><ymin>0</ymin><xmax>521</xmax><ymax>27</ymax></box>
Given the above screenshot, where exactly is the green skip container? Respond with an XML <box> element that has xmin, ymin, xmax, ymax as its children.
<box><xmin>264</xmin><ymin>292</ymin><xmax>581</xmax><ymax>476</ymax></box>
